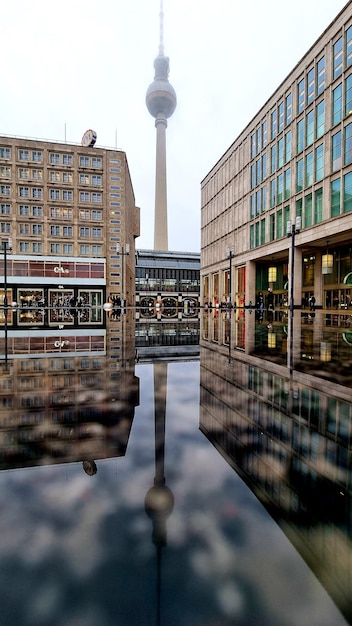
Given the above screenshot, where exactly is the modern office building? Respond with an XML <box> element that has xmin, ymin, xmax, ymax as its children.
<box><xmin>0</xmin><ymin>134</ymin><xmax>140</xmax><ymax>331</ymax></box>
<box><xmin>135</xmin><ymin>248</ymin><xmax>200</xmax><ymax>320</ymax></box>
<box><xmin>201</xmin><ymin>2</ymin><xmax>352</xmax><ymax>365</ymax></box>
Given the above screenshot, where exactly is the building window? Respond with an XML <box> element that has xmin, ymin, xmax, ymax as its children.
<box><xmin>62</xmin><ymin>172</ymin><xmax>72</xmax><ymax>183</ymax></box>
<box><xmin>63</xmin><ymin>226</ymin><xmax>73</xmax><ymax>236</ymax></box>
<box><xmin>307</xmin><ymin>67</ymin><xmax>315</xmax><ymax>105</ymax></box>
<box><xmin>92</xmin><ymin>210</ymin><xmax>102</xmax><ymax>220</ymax></box>
<box><xmin>50</xmin><ymin>153</ymin><xmax>60</xmax><ymax>164</ymax></box>
<box><xmin>332</xmin><ymin>131</ymin><xmax>342</xmax><ymax>171</ymax></box>
<box><xmin>32</xmin><ymin>187</ymin><xmax>43</xmax><ymax>199</ymax></box>
<box><xmin>284</xmin><ymin>168</ymin><xmax>291</xmax><ymax>200</ymax></box>
<box><xmin>270</xmin><ymin>179</ymin><xmax>276</xmax><ymax>207</ymax></box>
<box><xmin>19</xmin><ymin>186</ymin><xmax>29</xmax><ymax>197</ymax></box>
<box><xmin>298</xmin><ymin>77</ymin><xmax>305</xmax><ymax>113</ymax></box>
<box><xmin>270</xmin><ymin>145</ymin><xmax>277</xmax><ymax>174</ymax></box>
<box><xmin>262</xmin><ymin>120</ymin><xmax>267</xmax><ymax>148</ymax></box>
<box><xmin>19</xmin><ymin>150</ymin><xmax>29</xmax><ymax>161</ymax></box>
<box><xmin>92</xmin><ymin>227</ymin><xmax>102</xmax><ymax>238</ymax></box>
<box><xmin>305</xmin><ymin>152</ymin><xmax>313</xmax><ymax>188</ymax></box>
<box><xmin>0</xmin><ymin>147</ymin><xmax>11</xmax><ymax>159</ymax></box>
<box><xmin>0</xmin><ymin>166</ymin><xmax>11</xmax><ymax>178</ymax></box>
<box><xmin>50</xmin><ymin>243</ymin><xmax>60</xmax><ymax>253</ymax></box>
<box><xmin>296</xmin><ymin>198</ymin><xmax>303</xmax><ymax>224</ymax></box>
<box><xmin>32</xmin><ymin>242</ymin><xmax>42</xmax><ymax>253</ymax></box>
<box><xmin>80</xmin><ymin>156</ymin><xmax>89</xmax><ymax>167</ymax></box>
<box><xmin>19</xmin><ymin>205</ymin><xmax>29</xmax><ymax>215</ymax></box>
<box><xmin>277</xmin><ymin>173</ymin><xmax>283</xmax><ymax>204</ymax></box>
<box><xmin>92</xmin><ymin>157</ymin><xmax>102</xmax><ymax>168</ymax></box>
<box><xmin>297</xmin><ymin>119</ymin><xmax>304</xmax><ymax>153</ymax></box>
<box><xmin>255</xmin><ymin>222</ymin><xmax>259</xmax><ymax>247</ymax></box>
<box><xmin>19</xmin><ymin>242</ymin><xmax>30</xmax><ymax>252</ymax></box>
<box><xmin>285</xmin><ymin>131</ymin><xmax>292</xmax><ymax>162</ymax></box>
<box><xmin>92</xmin><ymin>245</ymin><xmax>102</xmax><ymax>255</ymax></box>
<box><xmin>80</xmin><ymin>227</ymin><xmax>90</xmax><ymax>237</ymax></box>
<box><xmin>276</xmin><ymin>209</ymin><xmax>282</xmax><ymax>238</ymax></box>
<box><xmin>63</xmin><ymin>244</ymin><xmax>73</xmax><ymax>254</ymax></box>
<box><xmin>304</xmin><ymin>194</ymin><xmax>312</xmax><ymax>227</ymax></box>
<box><xmin>80</xmin><ymin>174</ymin><xmax>89</xmax><ymax>184</ymax></box>
<box><xmin>317</xmin><ymin>56</ymin><xmax>325</xmax><ymax>95</ymax></box>
<box><xmin>270</xmin><ymin>214</ymin><xmax>275</xmax><ymax>241</ymax></box>
<box><xmin>314</xmin><ymin>188</ymin><xmax>323</xmax><ymax>223</ymax></box>
<box><xmin>19</xmin><ymin>223</ymin><xmax>29</xmax><ymax>234</ymax></box>
<box><xmin>285</xmin><ymin>93</ymin><xmax>292</xmax><ymax>125</ymax></box>
<box><xmin>79</xmin><ymin>209</ymin><xmax>90</xmax><ymax>221</ymax></box>
<box><xmin>344</xmin><ymin>172</ymin><xmax>352</xmax><ymax>213</ymax></box>
<box><xmin>50</xmin><ymin>189</ymin><xmax>60</xmax><ymax>200</ymax></box>
<box><xmin>50</xmin><ymin>171</ymin><xmax>60</xmax><ymax>182</ymax></box>
<box><xmin>32</xmin><ymin>206</ymin><xmax>43</xmax><ymax>217</ymax></box>
<box><xmin>296</xmin><ymin>159</ymin><xmax>303</xmax><ymax>192</ymax></box>
<box><xmin>278</xmin><ymin>138</ymin><xmax>284</xmax><ymax>168</ymax></box>
<box><xmin>0</xmin><ymin>223</ymin><xmax>10</xmax><ymax>233</ymax></box>
<box><xmin>316</xmin><ymin>100</ymin><xmax>324</xmax><ymax>139</ymax></box>
<box><xmin>271</xmin><ymin>109</ymin><xmax>277</xmax><ymax>140</ymax></box>
<box><xmin>331</xmin><ymin>179</ymin><xmax>341</xmax><ymax>217</ymax></box>
<box><xmin>62</xmin><ymin>190</ymin><xmax>72</xmax><ymax>201</ymax></box>
<box><xmin>32</xmin><ymin>169</ymin><xmax>43</xmax><ymax>180</ymax></box>
<box><xmin>0</xmin><ymin>204</ymin><xmax>10</xmax><ymax>215</ymax></box>
<box><xmin>344</xmin><ymin>123</ymin><xmax>352</xmax><ymax>165</ymax></box>
<box><xmin>284</xmin><ymin>205</ymin><xmax>290</xmax><ymax>234</ymax></box>
<box><xmin>50</xmin><ymin>225</ymin><xmax>60</xmax><ymax>236</ymax></box>
<box><xmin>345</xmin><ymin>74</ymin><xmax>352</xmax><ymax>116</ymax></box>
<box><xmin>62</xmin><ymin>154</ymin><xmax>73</xmax><ymax>165</ymax></box>
<box><xmin>315</xmin><ymin>144</ymin><xmax>324</xmax><ymax>181</ymax></box>
<box><xmin>333</xmin><ymin>37</ymin><xmax>343</xmax><ymax>79</ymax></box>
<box><xmin>92</xmin><ymin>192</ymin><xmax>102</xmax><ymax>203</ymax></box>
<box><xmin>19</xmin><ymin>168</ymin><xmax>30</xmax><ymax>179</ymax></box>
<box><xmin>332</xmin><ymin>84</ymin><xmax>342</xmax><ymax>125</ymax></box>
<box><xmin>32</xmin><ymin>151</ymin><xmax>42</xmax><ymax>162</ymax></box>
<box><xmin>80</xmin><ymin>244</ymin><xmax>90</xmax><ymax>255</ymax></box>
<box><xmin>0</xmin><ymin>185</ymin><xmax>10</xmax><ymax>196</ymax></box>
<box><xmin>306</xmin><ymin>110</ymin><xmax>314</xmax><ymax>147</ymax></box>
<box><xmin>92</xmin><ymin>175</ymin><xmax>102</xmax><ymax>186</ymax></box>
<box><xmin>278</xmin><ymin>102</ymin><xmax>284</xmax><ymax>133</ymax></box>
<box><xmin>32</xmin><ymin>224</ymin><xmax>42</xmax><ymax>235</ymax></box>
<box><xmin>80</xmin><ymin>191</ymin><xmax>90</xmax><ymax>202</ymax></box>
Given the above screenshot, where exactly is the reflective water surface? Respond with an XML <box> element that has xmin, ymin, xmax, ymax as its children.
<box><xmin>0</xmin><ymin>313</ymin><xmax>350</xmax><ymax>625</ymax></box>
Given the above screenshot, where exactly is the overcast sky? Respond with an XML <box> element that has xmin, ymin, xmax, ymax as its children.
<box><xmin>1</xmin><ymin>0</ymin><xmax>349</xmax><ymax>252</ymax></box>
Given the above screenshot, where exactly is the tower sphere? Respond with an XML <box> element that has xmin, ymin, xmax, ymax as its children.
<box><xmin>146</xmin><ymin>56</ymin><xmax>177</xmax><ymax>119</ymax></box>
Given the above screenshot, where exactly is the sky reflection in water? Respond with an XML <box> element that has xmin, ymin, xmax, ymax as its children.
<box><xmin>0</xmin><ymin>359</ymin><xmax>347</xmax><ymax>626</ymax></box>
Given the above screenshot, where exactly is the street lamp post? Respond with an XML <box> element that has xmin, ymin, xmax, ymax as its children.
<box><xmin>287</xmin><ymin>217</ymin><xmax>301</xmax><ymax>375</ymax></box>
<box><xmin>116</xmin><ymin>243</ymin><xmax>130</xmax><ymax>308</ymax></box>
<box><xmin>1</xmin><ymin>238</ymin><xmax>12</xmax><ymax>364</ymax></box>
<box><xmin>226</xmin><ymin>247</ymin><xmax>234</xmax><ymax>309</ymax></box>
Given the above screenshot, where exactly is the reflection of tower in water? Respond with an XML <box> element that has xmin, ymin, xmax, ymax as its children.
<box><xmin>145</xmin><ymin>362</ymin><xmax>174</xmax><ymax>626</ymax></box>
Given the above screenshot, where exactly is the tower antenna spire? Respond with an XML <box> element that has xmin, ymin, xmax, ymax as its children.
<box><xmin>159</xmin><ymin>0</ymin><xmax>164</xmax><ymax>56</ymax></box>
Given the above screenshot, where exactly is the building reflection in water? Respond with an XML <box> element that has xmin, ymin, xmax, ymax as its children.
<box><xmin>202</xmin><ymin>306</ymin><xmax>352</xmax><ymax>388</ymax></box>
<box><xmin>0</xmin><ymin>312</ymin><xmax>196</xmax><ymax>624</ymax></box>
<box><xmin>199</xmin><ymin>340</ymin><xmax>352</xmax><ymax>624</ymax></box>
<box><xmin>0</xmin><ymin>308</ymin><xmax>139</xmax><ymax>471</ymax></box>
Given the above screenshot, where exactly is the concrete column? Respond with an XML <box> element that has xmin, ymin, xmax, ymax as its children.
<box><xmin>246</xmin><ymin>260</ymin><xmax>256</xmax><ymax>308</ymax></box>
<box><xmin>154</xmin><ymin>115</ymin><xmax>168</xmax><ymax>251</ymax></box>
<box><xmin>314</xmin><ymin>249</ymin><xmax>323</xmax><ymax>308</ymax></box>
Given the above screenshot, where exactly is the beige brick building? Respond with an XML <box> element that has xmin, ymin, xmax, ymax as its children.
<box><xmin>0</xmin><ymin>134</ymin><xmax>140</xmax><ymax>330</ymax></box>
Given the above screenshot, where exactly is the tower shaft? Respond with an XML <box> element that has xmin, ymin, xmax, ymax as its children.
<box><xmin>154</xmin><ymin>117</ymin><xmax>168</xmax><ymax>250</ymax></box>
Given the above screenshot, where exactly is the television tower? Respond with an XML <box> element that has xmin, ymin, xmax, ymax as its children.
<box><xmin>146</xmin><ymin>0</ymin><xmax>177</xmax><ymax>251</ymax></box>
